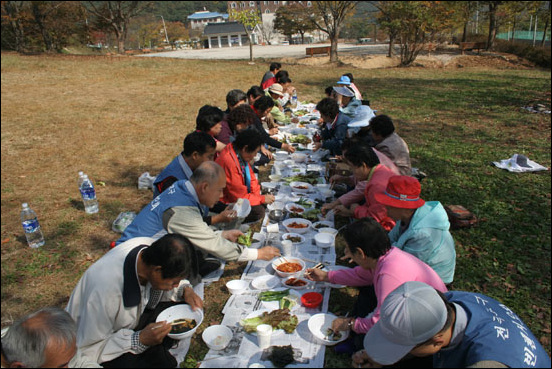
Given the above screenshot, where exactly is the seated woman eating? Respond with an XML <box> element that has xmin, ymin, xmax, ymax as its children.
<box><xmin>215</xmin><ymin>128</ymin><xmax>275</xmax><ymax>222</ymax></box>
<box><xmin>328</xmin><ymin>144</ymin><xmax>396</xmax><ymax>231</ymax></box>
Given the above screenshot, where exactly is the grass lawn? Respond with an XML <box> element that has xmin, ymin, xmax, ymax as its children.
<box><xmin>1</xmin><ymin>52</ymin><xmax>550</xmax><ymax>367</ymax></box>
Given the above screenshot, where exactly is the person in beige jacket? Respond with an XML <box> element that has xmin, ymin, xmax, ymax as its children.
<box><xmin>370</xmin><ymin>115</ymin><xmax>412</xmax><ymax>177</ymax></box>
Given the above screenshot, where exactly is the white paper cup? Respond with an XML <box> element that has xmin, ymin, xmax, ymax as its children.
<box><xmin>267</xmin><ymin>223</ymin><xmax>280</xmax><ymax>233</ymax></box>
<box><xmin>256</xmin><ymin>324</ymin><xmax>272</xmax><ymax>349</ymax></box>
<box><xmin>281</xmin><ymin>240</ymin><xmax>293</xmax><ymax>257</ymax></box>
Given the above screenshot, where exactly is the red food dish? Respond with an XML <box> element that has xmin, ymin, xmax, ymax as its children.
<box><xmin>301</xmin><ymin>292</ymin><xmax>323</xmax><ymax>309</ymax></box>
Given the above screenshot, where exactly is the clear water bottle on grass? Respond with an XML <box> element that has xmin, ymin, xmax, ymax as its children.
<box><xmin>78</xmin><ymin>171</ymin><xmax>85</xmax><ymax>188</ymax></box>
<box><xmin>80</xmin><ymin>174</ymin><xmax>99</xmax><ymax>214</ymax></box>
<box><xmin>21</xmin><ymin>203</ymin><xmax>45</xmax><ymax>248</ymax></box>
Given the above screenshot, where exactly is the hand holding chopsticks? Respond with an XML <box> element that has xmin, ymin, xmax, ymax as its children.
<box><xmin>304</xmin><ymin>263</ymin><xmax>328</xmax><ymax>282</ymax></box>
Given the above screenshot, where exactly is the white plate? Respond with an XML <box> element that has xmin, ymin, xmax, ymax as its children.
<box><xmin>251</xmin><ymin>275</ymin><xmax>280</xmax><ymax>290</ymax></box>
<box><xmin>308</xmin><ymin>313</ymin><xmax>349</xmax><ymax>346</ymax></box>
<box><xmin>241</xmin><ymin>309</ymin><xmax>284</xmax><ymax>336</ymax></box>
<box><xmin>289</xmin><ymin>181</ymin><xmax>313</xmax><ymax>193</ymax></box>
<box><xmin>281</xmin><ymin>232</ymin><xmax>305</xmax><ymax>245</ymax></box>
<box><xmin>260</xmin><ymin>288</ymin><xmax>302</xmax><ymax>311</ymax></box>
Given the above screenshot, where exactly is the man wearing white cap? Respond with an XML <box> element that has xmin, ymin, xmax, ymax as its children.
<box><xmin>354</xmin><ymin>281</ymin><xmax>551</xmax><ymax>368</ymax></box>
<box><xmin>333</xmin><ymin>85</ymin><xmax>361</xmax><ymax>118</ymax></box>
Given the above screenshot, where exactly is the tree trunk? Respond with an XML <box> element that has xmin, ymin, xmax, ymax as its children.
<box><xmin>4</xmin><ymin>1</ymin><xmax>26</xmax><ymax>52</ymax></box>
<box><xmin>300</xmin><ymin>32</ymin><xmax>305</xmax><ymax>44</ymax></box>
<box><xmin>541</xmin><ymin>17</ymin><xmax>549</xmax><ymax>47</ymax></box>
<box><xmin>511</xmin><ymin>20</ymin><xmax>516</xmax><ymax>43</ymax></box>
<box><xmin>462</xmin><ymin>22</ymin><xmax>468</xmax><ymax>43</ymax></box>
<box><xmin>31</xmin><ymin>3</ymin><xmax>53</xmax><ymax>52</ymax></box>
<box><xmin>329</xmin><ymin>35</ymin><xmax>338</xmax><ymax>62</ymax></box>
<box><xmin>388</xmin><ymin>33</ymin><xmax>395</xmax><ymax>57</ymax></box>
<box><xmin>249</xmin><ymin>33</ymin><xmax>253</xmax><ymax>61</ymax></box>
<box><xmin>486</xmin><ymin>3</ymin><xmax>498</xmax><ymax>50</ymax></box>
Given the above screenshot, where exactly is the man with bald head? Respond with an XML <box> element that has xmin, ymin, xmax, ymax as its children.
<box><xmin>1</xmin><ymin>307</ymin><xmax>98</xmax><ymax>368</ymax></box>
<box><xmin>116</xmin><ymin>161</ymin><xmax>280</xmax><ymax>264</ymax></box>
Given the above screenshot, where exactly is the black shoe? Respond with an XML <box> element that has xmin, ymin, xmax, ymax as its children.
<box><xmin>198</xmin><ymin>258</ymin><xmax>221</xmax><ymax>277</ymax></box>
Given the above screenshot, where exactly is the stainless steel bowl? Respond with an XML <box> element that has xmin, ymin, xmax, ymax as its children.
<box><xmin>269</xmin><ymin>209</ymin><xmax>285</xmax><ymax>222</ymax></box>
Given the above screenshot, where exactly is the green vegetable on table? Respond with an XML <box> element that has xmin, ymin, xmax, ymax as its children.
<box><xmin>289</xmin><ymin>134</ymin><xmax>311</xmax><ymax>144</ymax></box>
<box><xmin>240</xmin><ymin>309</ymin><xmax>299</xmax><ymax>334</ymax></box>
<box><xmin>258</xmin><ymin>289</ymin><xmax>290</xmax><ymax>301</ymax></box>
<box><xmin>237</xmin><ymin>230</ymin><xmax>253</xmax><ymax>247</ymax></box>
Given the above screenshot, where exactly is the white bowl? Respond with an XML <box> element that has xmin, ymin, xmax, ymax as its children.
<box><xmin>319</xmin><ymin>189</ymin><xmax>335</xmax><ymax>198</ymax></box>
<box><xmin>250</xmin><ymin>233</ymin><xmax>266</xmax><ymax>248</ymax></box>
<box><xmin>156</xmin><ymin>305</ymin><xmax>203</xmax><ymax>340</ymax></box>
<box><xmin>281</xmin><ymin>233</ymin><xmax>305</xmax><ymax>245</ymax></box>
<box><xmin>282</xmin><ymin>276</ymin><xmax>309</xmax><ymax>290</ymax></box>
<box><xmin>314</xmin><ymin>232</ymin><xmax>335</xmax><ymax>248</ymax></box>
<box><xmin>316</xmin><ymin>183</ymin><xmax>331</xmax><ymax>190</ymax></box>
<box><xmin>226</xmin><ymin>279</ymin><xmax>249</xmax><ymax>295</ymax></box>
<box><xmin>307</xmin><ymin>313</ymin><xmax>349</xmax><ymax>346</ymax></box>
<box><xmin>312</xmin><ymin>220</ymin><xmax>333</xmax><ymax>230</ymax></box>
<box><xmin>274</xmin><ymin>151</ymin><xmax>289</xmax><ymax>161</ymax></box>
<box><xmin>289</xmin><ymin>181</ymin><xmax>313</xmax><ymax>194</ymax></box>
<box><xmin>261</xmin><ymin>182</ymin><xmax>279</xmax><ymax>191</ymax></box>
<box><xmin>285</xmin><ymin>203</ymin><xmax>305</xmax><ymax>214</ymax></box>
<box><xmin>282</xmin><ymin>218</ymin><xmax>312</xmax><ymax>234</ymax></box>
<box><xmin>271</xmin><ymin>257</ymin><xmax>306</xmax><ymax>278</ymax></box>
<box><xmin>291</xmin><ymin>153</ymin><xmax>307</xmax><ymax>163</ymax></box>
<box><xmin>269</xmin><ymin>174</ymin><xmax>282</xmax><ymax>182</ymax></box>
<box><xmin>318</xmin><ymin>227</ymin><xmax>338</xmax><ymax>236</ymax></box>
<box><xmin>202</xmin><ymin>325</ymin><xmax>233</xmax><ymax>350</ymax></box>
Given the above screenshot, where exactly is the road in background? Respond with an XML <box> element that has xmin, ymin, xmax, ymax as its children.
<box><xmin>136</xmin><ymin>43</ymin><xmax>390</xmax><ymax>60</ymax></box>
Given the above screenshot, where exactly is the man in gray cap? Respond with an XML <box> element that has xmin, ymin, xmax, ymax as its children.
<box><xmin>353</xmin><ymin>281</ymin><xmax>551</xmax><ymax>368</ymax></box>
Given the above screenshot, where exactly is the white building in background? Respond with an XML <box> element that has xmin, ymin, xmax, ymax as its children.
<box><xmin>188</xmin><ymin>10</ymin><xmax>229</xmax><ymax>30</ymax></box>
<box><xmin>226</xmin><ymin>1</ymin><xmax>325</xmax><ymax>45</ymax></box>
<box><xmin>203</xmin><ymin>21</ymin><xmax>256</xmax><ymax>48</ymax></box>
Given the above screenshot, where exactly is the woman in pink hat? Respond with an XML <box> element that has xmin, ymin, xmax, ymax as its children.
<box><xmin>375</xmin><ymin>175</ymin><xmax>456</xmax><ymax>285</ymax></box>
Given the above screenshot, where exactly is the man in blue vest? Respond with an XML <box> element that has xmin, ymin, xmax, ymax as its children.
<box><xmin>117</xmin><ymin>161</ymin><xmax>281</xmax><ymax>275</ymax></box>
<box><xmin>354</xmin><ymin>281</ymin><xmax>551</xmax><ymax>368</ymax></box>
<box><xmin>153</xmin><ymin>130</ymin><xmax>235</xmax><ymax>226</ymax></box>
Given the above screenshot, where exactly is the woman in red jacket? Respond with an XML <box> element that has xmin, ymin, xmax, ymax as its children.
<box><xmin>215</xmin><ymin>128</ymin><xmax>275</xmax><ymax>222</ymax></box>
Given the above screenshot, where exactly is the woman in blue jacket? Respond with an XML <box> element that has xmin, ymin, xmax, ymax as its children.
<box><xmin>375</xmin><ymin>175</ymin><xmax>456</xmax><ymax>286</ymax></box>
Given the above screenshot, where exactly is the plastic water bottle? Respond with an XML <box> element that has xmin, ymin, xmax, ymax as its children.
<box><xmin>21</xmin><ymin>203</ymin><xmax>45</xmax><ymax>248</ymax></box>
<box><xmin>291</xmin><ymin>90</ymin><xmax>298</xmax><ymax>109</ymax></box>
<box><xmin>80</xmin><ymin>174</ymin><xmax>99</xmax><ymax>214</ymax></box>
<box><xmin>78</xmin><ymin>171</ymin><xmax>85</xmax><ymax>188</ymax></box>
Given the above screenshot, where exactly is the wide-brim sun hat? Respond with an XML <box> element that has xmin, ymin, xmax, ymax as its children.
<box><xmin>374</xmin><ymin>175</ymin><xmax>425</xmax><ymax>209</ymax></box>
<box><xmin>268</xmin><ymin>83</ymin><xmax>284</xmax><ymax>96</ymax></box>
<box><xmin>332</xmin><ymin>86</ymin><xmax>354</xmax><ymax>98</ymax></box>
<box><xmin>348</xmin><ymin>105</ymin><xmax>376</xmax><ymax>128</ymax></box>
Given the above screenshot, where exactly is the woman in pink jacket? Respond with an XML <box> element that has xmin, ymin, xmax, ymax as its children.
<box><xmin>305</xmin><ymin>218</ymin><xmax>447</xmax><ymax>354</ymax></box>
<box><xmin>331</xmin><ymin>144</ymin><xmax>396</xmax><ymax>231</ymax></box>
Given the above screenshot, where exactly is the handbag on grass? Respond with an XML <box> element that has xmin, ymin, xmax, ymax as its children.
<box><xmin>445</xmin><ymin>205</ymin><xmax>478</xmax><ymax>229</ymax></box>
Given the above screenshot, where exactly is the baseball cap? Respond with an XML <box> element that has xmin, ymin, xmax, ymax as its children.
<box><xmin>332</xmin><ymin>86</ymin><xmax>355</xmax><ymax>98</ymax></box>
<box><xmin>364</xmin><ymin>281</ymin><xmax>447</xmax><ymax>365</ymax></box>
<box><xmin>268</xmin><ymin>83</ymin><xmax>284</xmax><ymax>97</ymax></box>
<box><xmin>348</xmin><ymin>105</ymin><xmax>376</xmax><ymax>128</ymax></box>
<box><xmin>374</xmin><ymin>175</ymin><xmax>425</xmax><ymax>209</ymax></box>
<box><xmin>336</xmin><ymin>75</ymin><xmax>351</xmax><ymax>85</ymax></box>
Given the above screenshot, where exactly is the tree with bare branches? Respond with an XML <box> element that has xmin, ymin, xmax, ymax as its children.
<box><xmin>230</xmin><ymin>8</ymin><xmax>261</xmax><ymax>62</ymax></box>
<box><xmin>310</xmin><ymin>1</ymin><xmax>358</xmax><ymax>62</ymax></box>
<box><xmin>85</xmin><ymin>1</ymin><xmax>153</xmax><ymax>53</ymax></box>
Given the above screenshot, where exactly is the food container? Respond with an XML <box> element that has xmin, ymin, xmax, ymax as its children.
<box><xmin>268</xmin><ymin>174</ymin><xmax>282</xmax><ymax>182</ymax></box>
<box><xmin>314</xmin><ymin>232</ymin><xmax>335</xmax><ymax>248</ymax></box>
<box><xmin>282</xmin><ymin>218</ymin><xmax>312</xmax><ymax>234</ymax></box>
<box><xmin>318</xmin><ymin>227</ymin><xmax>339</xmax><ymax>236</ymax></box>
<box><xmin>281</xmin><ymin>232</ymin><xmax>305</xmax><ymax>245</ymax></box>
<box><xmin>273</xmin><ymin>151</ymin><xmax>289</xmax><ymax>161</ymax></box>
<box><xmin>312</xmin><ymin>220</ymin><xmax>333</xmax><ymax>230</ymax></box>
<box><xmin>307</xmin><ymin>313</ymin><xmax>349</xmax><ymax>346</ymax></box>
<box><xmin>301</xmin><ymin>292</ymin><xmax>323</xmax><ymax>309</ymax></box>
<box><xmin>289</xmin><ymin>181</ymin><xmax>313</xmax><ymax>194</ymax></box>
<box><xmin>226</xmin><ymin>280</ymin><xmax>249</xmax><ymax>295</ymax></box>
<box><xmin>268</xmin><ymin>209</ymin><xmax>285</xmax><ymax>222</ymax></box>
<box><xmin>156</xmin><ymin>305</ymin><xmax>203</xmax><ymax>340</ymax></box>
<box><xmin>202</xmin><ymin>325</ymin><xmax>233</xmax><ymax>350</ymax></box>
<box><xmin>271</xmin><ymin>257</ymin><xmax>306</xmax><ymax>278</ymax></box>
<box><xmin>282</xmin><ymin>276</ymin><xmax>309</xmax><ymax>290</ymax></box>
<box><xmin>285</xmin><ymin>203</ymin><xmax>305</xmax><ymax>214</ymax></box>
<box><xmin>291</xmin><ymin>153</ymin><xmax>307</xmax><ymax>163</ymax></box>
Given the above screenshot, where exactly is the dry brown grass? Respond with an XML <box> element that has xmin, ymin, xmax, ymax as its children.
<box><xmin>2</xmin><ymin>52</ymin><xmax>550</xmax><ymax>366</ymax></box>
